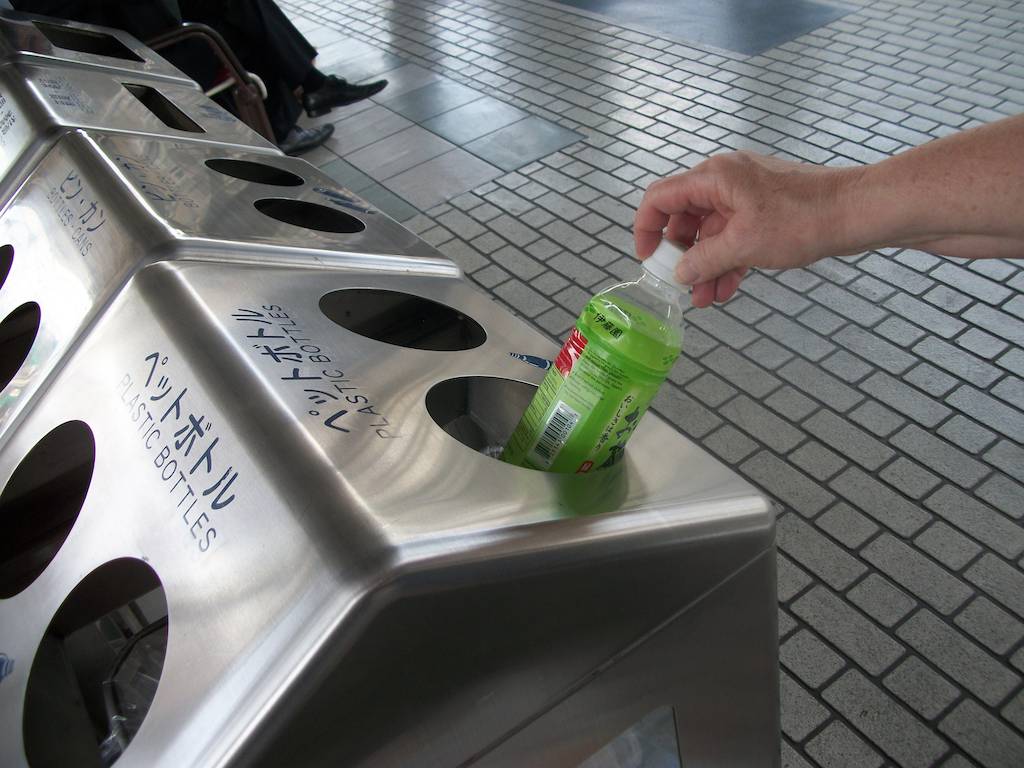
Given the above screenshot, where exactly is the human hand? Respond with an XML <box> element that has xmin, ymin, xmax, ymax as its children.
<box><xmin>634</xmin><ymin>152</ymin><xmax>853</xmax><ymax>307</ymax></box>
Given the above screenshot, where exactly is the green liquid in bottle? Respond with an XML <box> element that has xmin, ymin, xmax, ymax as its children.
<box><xmin>501</xmin><ymin>242</ymin><xmax>686</xmax><ymax>473</ymax></box>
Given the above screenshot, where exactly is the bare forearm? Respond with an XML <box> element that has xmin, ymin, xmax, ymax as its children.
<box><xmin>835</xmin><ymin>114</ymin><xmax>1024</xmax><ymax>259</ymax></box>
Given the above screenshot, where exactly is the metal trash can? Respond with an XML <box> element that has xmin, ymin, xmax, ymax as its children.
<box><xmin>0</xmin><ymin>129</ymin><xmax>454</xmax><ymax>450</ymax></box>
<box><xmin>0</xmin><ymin>258</ymin><xmax>779</xmax><ymax>767</ymax></box>
<box><xmin>0</xmin><ymin>58</ymin><xmax>278</xmax><ymax>206</ymax></box>
<box><xmin>0</xmin><ymin>9</ymin><xmax>194</xmax><ymax>86</ymax></box>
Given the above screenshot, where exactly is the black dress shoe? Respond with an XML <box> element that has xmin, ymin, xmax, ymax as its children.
<box><xmin>303</xmin><ymin>75</ymin><xmax>387</xmax><ymax>117</ymax></box>
<box><xmin>279</xmin><ymin>123</ymin><xmax>335</xmax><ymax>156</ymax></box>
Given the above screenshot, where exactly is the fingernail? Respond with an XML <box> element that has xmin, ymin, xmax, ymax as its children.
<box><xmin>675</xmin><ymin>258</ymin><xmax>698</xmax><ymax>285</ymax></box>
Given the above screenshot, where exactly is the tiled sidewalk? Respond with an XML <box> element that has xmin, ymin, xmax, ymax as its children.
<box><xmin>282</xmin><ymin>1</ymin><xmax>1024</xmax><ymax>766</ymax></box>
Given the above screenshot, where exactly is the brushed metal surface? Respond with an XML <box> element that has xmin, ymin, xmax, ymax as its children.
<box><xmin>0</xmin><ymin>9</ymin><xmax>195</xmax><ymax>86</ymax></box>
<box><xmin>0</xmin><ymin>58</ymin><xmax>277</xmax><ymax>207</ymax></box>
<box><xmin>0</xmin><ymin>129</ymin><xmax>455</xmax><ymax>453</ymax></box>
<box><xmin>0</xmin><ymin>259</ymin><xmax>777</xmax><ymax>767</ymax></box>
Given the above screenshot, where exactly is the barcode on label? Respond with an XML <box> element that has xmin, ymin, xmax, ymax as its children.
<box><xmin>530</xmin><ymin>400</ymin><xmax>581</xmax><ymax>468</ymax></box>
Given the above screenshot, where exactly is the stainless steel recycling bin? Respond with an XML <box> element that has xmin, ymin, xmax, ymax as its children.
<box><xmin>0</xmin><ymin>10</ymin><xmax>194</xmax><ymax>86</ymax></box>
<box><xmin>0</xmin><ymin>57</ymin><xmax>277</xmax><ymax>205</ymax></box>
<box><xmin>0</xmin><ymin>129</ymin><xmax>453</xmax><ymax>451</ymax></box>
<box><xmin>0</xmin><ymin>258</ymin><xmax>779</xmax><ymax>768</ymax></box>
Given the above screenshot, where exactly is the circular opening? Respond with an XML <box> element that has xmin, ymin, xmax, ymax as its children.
<box><xmin>204</xmin><ymin>158</ymin><xmax>304</xmax><ymax>187</ymax></box>
<box><xmin>23</xmin><ymin>558</ymin><xmax>168</xmax><ymax>768</ymax></box>
<box><xmin>0</xmin><ymin>244</ymin><xmax>13</xmax><ymax>291</ymax></box>
<box><xmin>426</xmin><ymin>376</ymin><xmax>537</xmax><ymax>457</ymax></box>
<box><xmin>254</xmin><ymin>198</ymin><xmax>365</xmax><ymax>233</ymax></box>
<box><xmin>0</xmin><ymin>420</ymin><xmax>95</xmax><ymax>598</ymax></box>
<box><xmin>320</xmin><ymin>289</ymin><xmax>487</xmax><ymax>351</ymax></box>
<box><xmin>0</xmin><ymin>301</ymin><xmax>40</xmax><ymax>392</ymax></box>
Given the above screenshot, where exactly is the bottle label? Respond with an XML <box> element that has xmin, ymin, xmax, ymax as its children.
<box><xmin>501</xmin><ymin>327</ymin><xmax>664</xmax><ymax>473</ymax></box>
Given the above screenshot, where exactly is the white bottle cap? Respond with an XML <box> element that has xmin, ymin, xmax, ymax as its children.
<box><xmin>642</xmin><ymin>238</ymin><xmax>686</xmax><ymax>286</ymax></box>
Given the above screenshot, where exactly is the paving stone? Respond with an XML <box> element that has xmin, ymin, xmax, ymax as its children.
<box><xmin>863</xmin><ymin>533</ymin><xmax>974</xmax><ymax>615</ymax></box>
<box><xmin>858</xmin><ymin>253</ymin><xmax>935</xmax><ymax>295</ymax></box>
<box><xmin>937</xmin><ymin>415</ymin><xmax>998</xmax><ymax>454</ymax></box>
<box><xmin>947</xmin><ymin>385</ymin><xmax>1024</xmax><ymax>444</ymax></box>
<box><xmin>649</xmin><ymin>385</ymin><xmax>721</xmax><ymax>439</ymax></box>
<box><xmin>975</xmin><ymin>474</ymin><xmax>1024</xmax><ymax>521</ymax></box>
<box><xmin>1003</xmin><ymin>689</ymin><xmax>1024</xmax><ymax>733</ymax></box>
<box><xmin>491</xmin><ymin>244</ymin><xmax>546</xmax><ymax>280</ymax></box>
<box><xmin>957</xmin><ymin>328</ymin><xmax>1009</xmax><ymax>360</ymax></box>
<box><xmin>887</xmin><ymin>294</ymin><xmax>968</xmax><ymax>338</ymax></box>
<box><xmin>744</xmin><ymin>338</ymin><xmax>795</xmax><ymax>370</ymax></box>
<box><xmin>964</xmin><ymin>554</ymin><xmax>1024</xmax><ymax>620</ymax></box>
<box><xmin>534</xmin><ymin>306</ymin><xmax>576</xmax><ymax>339</ymax></box>
<box><xmin>702</xmin><ymin>347</ymin><xmax>781</xmax><ymax>399</ymax></box>
<box><xmin>835</xmin><ymin>326</ymin><xmax>916</xmax><ymax>374</ymax></box>
<box><xmin>933</xmin><ymin>263</ymin><xmax>1013</xmax><ymax>306</ymax></box>
<box><xmin>722</xmin><ymin>396</ymin><xmax>806</xmax><ymax>453</ymax></box>
<box><xmin>539</xmin><ymin>220</ymin><xmax>597</xmax><ymax>254</ymax></box>
<box><xmin>880</xmin><ymin>457</ymin><xmax>941</xmax><ymax>500</ymax></box>
<box><xmin>780</xmin><ymin>670</ymin><xmax>831</xmax><ymax>742</ymax></box>
<box><xmin>804</xmin><ymin>410</ymin><xmax>894</xmax><ymax>471</ymax></box>
<box><xmin>923</xmin><ymin>284</ymin><xmax>974</xmax><ymax>314</ymax></box>
<box><xmin>489</xmin><ymin>213</ymin><xmax>541</xmax><ymax>247</ymax></box>
<box><xmin>939</xmin><ymin>700</ymin><xmax>1024</xmax><ymax>768</ymax></box>
<box><xmin>883</xmin><ymin>655</ymin><xmax>961</xmax><ymax>722</ymax></box>
<box><xmin>778</xmin><ymin>552</ymin><xmax>814</xmax><ymax>603</ymax></box>
<box><xmin>777</xmin><ymin>269</ymin><xmax>822</xmax><ymax>293</ymax></box>
<box><xmin>823</xmin><ymin>670</ymin><xmax>949</xmax><ymax>768</ymax></box>
<box><xmin>792</xmin><ymin>586</ymin><xmax>904</xmax><ymax>677</ymax></box>
<box><xmin>847</xmin><ymin>573</ymin><xmax>917</xmax><ymax>629</ymax></box>
<box><xmin>861</xmin><ymin>371</ymin><xmax>952</xmax><ymax>427</ymax></box>
<box><xmin>806</xmin><ymin>286</ymin><xmax>888</xmax><ymax>327</ymax></box>
<box><xmin>822</xmin><ymin>350</ymin><xmax>873</xmax><ymax>383</ymax></box>
<box><xmin>686</xmin><ymin>306</ymin><xmax>759</xmax><ymax>348</ymax></box>
<box><xmin>898</xmin><ymin>610</ymin><xmax>1020</xmax><ymax>708</ymax></box>
<box><xmin>471</xmin><ymin>264</ymin><xmax>510</xmax><ymax>289</ymax></box>
<box><xmin>780</xmin><ymin>628</ymin><xmax>847</xmax><ymax>689</ymax></box>
<box><xmin>789</xmin><ymin>441</ymin><xmax>847</xmax><ymax>482</ymax></box>
<box><xmin>765</xmin><ymin>386</ymin><xmax>819</xmax><ymax>421</ymax></box>
<box><xmin>985</xmin><ymin>440</ymin><xmax>1024</xmax><ymax>484</ymax></box>
<box><xmin>702</xmin><ymin>424</ymin><xmax>758</xmax><ymax>464</ymax></box>
<box><xmin>687</xmin><ymin>372</ymin><xmax>738</xmax><ymax>408</ymax></box>
<box><xmin>925</xmin><ymin>485</ymin><xmax>1024</xmax><ymax>561</ymax></box>
<box><xmin>781</xmin><ymin>739</ymin><xmax>815</xmax><ymax>768</ymax></box>
<box><xmin>782</xmin><ymin>359</ymin><xmax>865</xmax><ymax>414</ymax></box>
<box><xmin>954</xmin><ymin>596</ymin><xmax>1024</xmax><ymax>656</ymax></box>
<box><xmin>848</xmin><ymin>399</ymin><xmax>905</xmax><ymax>437</ymax></box>
<box><xmin>494</xmin><ymin>279</ymin><xmax>553</xmax><ymax>318</ymax></box>
<box><xmin>904</xmin><ymin>362</ymin><xmax>960</xmax><ymax>397</ymax></box>
<box><xmin>891</xmin><ymin>425</ymin><xmax>991</xmax><ymax>489</ymax></box>
<box><xmin>798</xmin><ymin>305</ymin><xmax>851</xmax><ymax>336</ymax></box>
<box><xmin>740</xmin><ymin>451</ymin><xmax>837</xmax><ymax>518</ymax></box>
<box><xmin>759</xmin><ymin>315</ymin><xmax>837</xmax><ymax>361</ymax></box>
<box><xmin>779</xmin><ymin>607</ymin><xmax>798</xmax><ymax>640</ymax></box>
<box><xmin>742</xmin><ymin>272</ymin><xmax>812</xmax><ymax>315</ymax></box>
<box><xmin>806</xmin><ymin>720</ymin><xmax>884</xmax><ymax>768</ymax></box>
<box><xmin>778</xmin><ymin>513</ymin><xmax>868</xmax><ymax>591</ymax></box>
<box><xmin>723</xmin><ymin>295</ymin><xmax>772</xmax><ymax>325</ymax></box>
<box><xmin>964</xmin><ymin>304</ymin><xmax>1024</xmax><ymax>347</ymax></box>
<box><xmin>915</xmin><ymin>520</ymin><xmax>984</xmax><ymax>572</ymax></box>
<box><xmin>829</xmin><ymin>466</ymin><xmax>931</xmax><ymax>537</ymax></box>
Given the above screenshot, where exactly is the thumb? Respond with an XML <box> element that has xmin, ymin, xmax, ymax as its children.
<box><xmin>674</xmin><ymin>233</ymin><xmax>741</xmax><ymax>285</ymax></box>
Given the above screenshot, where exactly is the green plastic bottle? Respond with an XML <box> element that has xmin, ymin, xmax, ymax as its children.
<box><xmin>501</xmin><ymin>240</ymin><xmax>687</xmax><ymax>473</ymax></box>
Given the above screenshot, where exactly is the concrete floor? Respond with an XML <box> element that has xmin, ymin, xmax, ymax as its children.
<box><xmin>281</xmin><ymin>0</ymin><xmax>1024</xmax><ymax>766</ymax></box>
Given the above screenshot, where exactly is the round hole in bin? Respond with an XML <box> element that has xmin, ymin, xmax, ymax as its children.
<box><xmin>426</xmin><ymin>376</ymin><xmax>537</xmax><ymax>458</ymax></box>
<box><xmin>205</xmin><ymin>158</ymin><xmax>304</xmax><ymax>187</ymax></box>
<box><xmin>0</xmin><ymin>421</ymin><xmax>95</xmax><ymax>599</ymax></box>
<box><xmin>320</xmin><ymin>289</ymin><xmax>486</xmax><ymax>351</ymax></box>
<box><xmin>0</xmin><ymin>301</ymin><xmax>40</xmax><ymax>392</ymax></box>
<box><xmin>0</xmin><ymin>245</ymin><xmax>13</xmax><ymax>290</ymax></box>
<box><xmin>23</xmin><ymin>558</ymin><xmax>168</xmax><ymax>768</ymax></box>
<box><xmin>254</xmin><ymin>198</ymin><xmax>365</xmax><ymax>233</ymax></box>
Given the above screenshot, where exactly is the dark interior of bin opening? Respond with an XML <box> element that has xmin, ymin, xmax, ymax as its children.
<box><xmin>123</xmin><ymin>83</ymin><xmax>203</xmax><ymax>133</ymax></box>
<box><xmin>33</xmin><ymin>22</ymin><xmax>144</xmax><ymax>63</ymax></box>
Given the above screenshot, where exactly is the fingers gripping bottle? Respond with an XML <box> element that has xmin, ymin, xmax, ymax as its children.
<box><xmin>501</xmin><ymin>240</ymin><xmax>687</xmax><ymax>473</ymax></box>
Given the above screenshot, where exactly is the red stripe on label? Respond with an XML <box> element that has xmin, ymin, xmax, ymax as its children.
<box><xmin>555</xmin><ymin>328</ymin><xmax>588</xmax><ymax>377</ymax></box>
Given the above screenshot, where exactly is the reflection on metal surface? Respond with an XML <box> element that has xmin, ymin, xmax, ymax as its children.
<box><xmin>22</xmin><ymin>559</ymin><xmax>166</xmax><ymax>768</ymax></box>
<box><xmin>578</xmin><ymin>707</ymin><xmax>682</xmax><ymax>768</ymax></box>
<box><xmin>0</xmin><ymin>10</ymin><xmax>193</xmax><ymax>85</ymax></box>
<box><xmin>321</xmin><ymin>288</ymin><xmax>487</xmax><ymax>351</ymax></box>
<box><xmin>0</xmin><ymin>420</ymin><xmax>94</xmax><ymax>598</ymax></box>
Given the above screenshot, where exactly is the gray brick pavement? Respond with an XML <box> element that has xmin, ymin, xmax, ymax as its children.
<box><xmin>284</xmin><ymin>0</ymin><xmax>1024</xmax><ymax>765</ymax></box>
